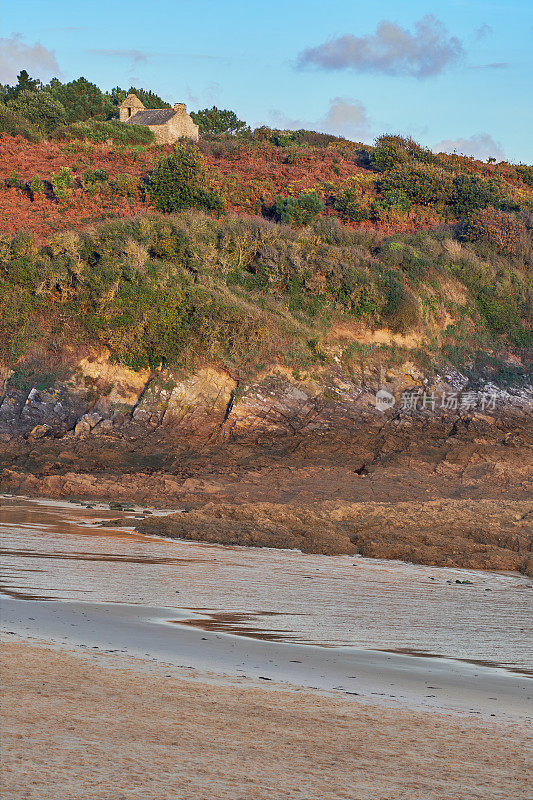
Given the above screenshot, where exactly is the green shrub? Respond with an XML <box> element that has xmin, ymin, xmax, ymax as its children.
<box><xmin>270</xmin><ymin>131</ymin><xmax>297</xmax><ymax>148</ymax></box>
<box><xmin>379</xmin><ymin>163</ymin><xmax>454</xmax><ymax>206</ymax></box>
<box><xmin>28</xmin><ymin>175</ymin><xmax>44</xmax><ymax>195</ymax></box>
<box><xmin>54</xmin><ymin>119</ymin><xmax>155</xmax><ymax>146</ymax></box>
<box><xmin>109</xmin><ymin>173</ymin><xmax>142</xmax><ymax>199</ymax></box>
<box><xmin>275</xmin><ymin>192</ymin><xmax>324</xmax><ymax>225</ymax></box>
<box><xmin>381</xmin><ymin>275</ymin><xmax>420</xmax><ymax>333</ymax></box>
<box><xmin>292</xmin><ymin>129</ymin><xmax>342</xmax><ymax>147</ymax></box>
<box><xmin>516</xmin><ymin>165</ymin><xmax>533</xmax><ymax>187</ymax></box>
<box><xmin>475</xmin><ymin>288</ymin><xmax>531</xmax><ymax>345</ymax></box>
<box><xmin>51</xmin><ymin>167</ymin><xmax>73</xmax><ymax>202</ymax></box>
<box><xmin>372</xmin><ymin>189</ymin><xmax>412</xmax><ymax>221</ymax></box>
<box><xmin>0</xmin><ymin>104</ymin><xmax>41</xmax><ymax>141</ymax></box>
<box><xmin>5</xmin><ymin>172</ymin><xmax>25</xmax><ymax>190</ymax></box>
<box><xmin>83</xmin><ymin>168</ymin><xmax>109</xmax><ymax>185</ymax></box>
<box><xmin>370</xmin><ymin>136</ymin><xmax>410</xmax><ymax>172</ymax></box>
<box><xmin>148</xmin><ymin>142</ymin><xmax>224</xmax><ymax>213</ymax></box>
<box><xmin>8</xmin><ymin>89</ymin><xmax>66</xmax><ymax>135</ymax></box>
<box><xmin>333</xmin><ymin>182</ymin><xmax>371</xmax><ymax>222</ymax></box>
<box><xmin>380</xmin><ymin>189</ymin><xmax>411</xmax><ymax>212</ymax></box>
<box><xmin>452</xmin><ymin>174</ymin><xmax>500</xmax><ymax>215</ymax></box>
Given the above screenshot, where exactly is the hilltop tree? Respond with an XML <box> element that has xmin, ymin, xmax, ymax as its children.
<box><xmin>108</xmin><ymin>86</ymin><xmax>171</xmax><ymax>112</ymax></box>
<box><xmin>3</xmin><ymin>70</ymin><xmax>42</xmax><ymax>103</ymax></box>
<box><xmin>47</xmin><ymin>77</ymin><xmax>111</xmax><ymax>123</ymax></box>
<box><xmin>190</xmin><ymin>106</ymin><xmax>248</xmax><ymax>136</ymax></box>
<box><xmin>8</xmin><ymin>89</ymin><xmax>66</xmax><ymax>135</ymax></box>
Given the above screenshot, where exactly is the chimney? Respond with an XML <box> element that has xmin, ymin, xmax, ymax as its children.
<box><xmin>174</xmin><ymin>103</ymin><xmax>186</xmax><ymax>113</ymax></box>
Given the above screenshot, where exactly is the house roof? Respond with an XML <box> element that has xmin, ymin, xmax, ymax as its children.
<box><xmin>125</xmin><ymin>108</ymin><xmax>175</xmax><ymax>126</ymax></box>
<box><xmin>120</xmin><ymin>93</ymin><xmax>145</xmax><ymax>109</ymax></box>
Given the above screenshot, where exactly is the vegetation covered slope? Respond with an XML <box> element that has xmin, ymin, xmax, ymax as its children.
<box><xmin>2</xmin><ymin>207</ymin><xmax>531</xmax><ymax>392</ymax></box>
<box><xmin>0</xmin><ymin>73</ymin><xmax>531</xmax><ymax>389</ymax></box>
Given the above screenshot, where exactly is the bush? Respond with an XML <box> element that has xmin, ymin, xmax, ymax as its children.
<box><xmin>370</xmin><ymin>136</ymin><xmax>410</xmax><ymax>172</ymax></box>
<box><xmin>275</xmin><ymin>192</ymin><xmax>324</xmax><ymax>225</ymax></box>
<box><xmin>381</xmin><ymin>276</ymin><xmax>420</xmax><ymax>333</ymax></box>
<box><xmin>462</xmin><ymin>207</ymin><xmax>529</xmax><ymax>256</ymax></box>
<box><xmin>371</xmin><ymin>135</ymin><xmax>440</xmax><ymax>172</ymax></box>
<box><xmin>0</xmin><ymin>104</ymin><xmax>41</xmax><ymax>141</ymax></box>
<box><xmin>292</xmin><ymin>129</ymin><xmax>343</xmax><ymax>147</ymax></box>
<box><xmin>109</xmin><ymin>173</ymin><xmax>142</xmax><ymax>199</ymax></box>
<box><xmin>51</xmin><ymin>168</ymin><xmax>73</xmax><ymax>202</ymax></box>
<box><xmin>372</xmin><ymin>189</ymin><xmax>412</xmax><ymax>223</ymax></box>
<box><xmin>380</xmin><ymin>189</ymin><xmax>411</xmax><ymax>213</ymax></box>
<box><xmin>28</xmin><ymin>175</ymin><xmax>44</xmax><ymax>195</ymax></box>
<box><xmin>5</xmin><ymin>172</ymin><xmax>25</xmax><ymax>190</ymax></box>
<box><xmin>8</xmin><ymin>89</ymin><xmax>66</xmax><ymax>135</ymax></box>
<box><xmin>333</xmin><ymin>182</ymin><xmax>372</xmax><ymax>222</ymax></box>
<box><xmin>83</xmin><ymin>168</ymin><xmax>109</xmax><ymax>186</ymax></box>
<box><xmin>475</xmin><ymin>288</ymin><xmax>530</xmax><ymax>345</ymax></box>
<box><xmin>148</xmin><ymin>142</ymin><xmax>224</xmax><ymax>213</ymax></box>
<box><xmin>379</xmin><ymin>163</ymin><xmax>454</xmax><ymax>206</ymax></box>
<box><xmin>452</xmin><ymin>174</ymin><xmax>500</xmax><ymax>215</ymax></box>
<box><xmin>54</xmin><ymin>119</ymin><xmax>155</xmax><ymax>146</ymax></box>
<box><xmin>516</xmin><ymin>165</ymin><xmax>533</xmax><ymax>188</ymax></box>
<box><xmin>270</xmin><ymin>131</ymin><xmax>296</xmax><ymax>148</ymax></box>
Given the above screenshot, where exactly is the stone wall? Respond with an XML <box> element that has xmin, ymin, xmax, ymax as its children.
<box><xmin>149</xmin><ymin>109</ymin><xmax>199</xmax><ymax>144</ymax></box>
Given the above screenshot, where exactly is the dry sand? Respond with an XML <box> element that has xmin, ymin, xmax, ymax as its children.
<box><xmin>1</xmin><ymin>641</ymin><xmax>531</xmax><ymax>800</ymax></box>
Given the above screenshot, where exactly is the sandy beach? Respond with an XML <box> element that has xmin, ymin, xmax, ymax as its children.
<box><xmin>2</xmin><ymin>641</ymin><xmax>532</xmax><ymax>800</ymax></box>
<box><xmin>1</xmin><ymin>497</ymin><xmax>532</xmax><ymax>799</ymax></box>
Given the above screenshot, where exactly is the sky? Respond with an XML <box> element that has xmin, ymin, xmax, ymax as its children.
<box><xmin>1</xmin><ymin>0</ymin><xmax>532</xmax><ymax>162</ymax></box>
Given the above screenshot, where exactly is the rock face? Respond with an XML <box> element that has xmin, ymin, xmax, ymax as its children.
<box><xmin>132</xmin><ymin>368</ymin><xmax>236</xmax><ymax>432</ymax></box>
<box><xmin>77</xmin><ymin>351</ymin><xmax>151</xmax><ymax>407</ymax></box>
<box><xmin>0</xmin><ymin>357</ymin><xmax>531</xmax><ymax>574</ymax></box>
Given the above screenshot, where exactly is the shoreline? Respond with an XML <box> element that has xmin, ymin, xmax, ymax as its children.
<box><xmin>3</xmin><ymin>594</ymin><xmax>532</xmax><ymax>721</ymax></box>
<box><xmin>2</xmin><ymin>495</ymin><xmax>532</xmax><ymax>799</ymax></box>
<box><xmin>2</xmin><ymin>488</ymin><xmax>533</xmax><ymax>574</ymax></box>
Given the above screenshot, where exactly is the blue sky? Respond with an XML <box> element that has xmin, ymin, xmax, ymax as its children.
<box><xmin>1</xmin><ymin>0</ymin><xmax>532</xmax><ymax>161</ymax></box>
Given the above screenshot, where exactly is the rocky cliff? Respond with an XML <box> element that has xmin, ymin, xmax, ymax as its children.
<box><xmin>1</xmin><ymin>352</ymin><xmax>531</xmax><ymax>574</ymax></box>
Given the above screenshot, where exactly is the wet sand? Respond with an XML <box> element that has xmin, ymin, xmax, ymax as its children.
<box><xmin>2</xmin><ymin>497</ymin><xmax>532</xmax><ymax>671</ymax></box>
<box><xmin>3</xmin><ymin>596</ymin><xmax>532</xmax><ymax>721</ymax></box>
<box><xmin>2</xmin><ymin>641</ymin><xmax>532</xmax><ymax>800</ymax></box>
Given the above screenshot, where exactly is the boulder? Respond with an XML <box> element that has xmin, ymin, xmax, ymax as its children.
<box><xmin>74</xmin><ymin>412</ymin><xmax>103</xmax><ymax>437</ymax></box>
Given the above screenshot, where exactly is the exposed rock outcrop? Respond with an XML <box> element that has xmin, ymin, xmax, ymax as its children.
<box><xmin>0</xmin><ymin>357</ymin><xmax>531</xmax><ymax>574</ymax></box>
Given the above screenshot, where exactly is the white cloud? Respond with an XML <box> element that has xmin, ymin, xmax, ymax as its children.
<box><xmin>322</xmin><ymin>97</ymin><xmax>370</xmax><ymax>139</ymax></box>
<box><xmin>269</xmin><ymin>97</ymin><xmax>371</xmax><ymax>141</ymax></box>
<box><xmin>0</xmin><ymin>35</ymin><xmax>60</xmax><ymax>84</ymax></box>
<box><xmin>433</xmin><ymin>133</ymin><xmax>506</xmax><ymax>162</ymax></box>
<box><xmin>297</xmin><ymin>15</ymin><xmax>464</xmax><ymax>79</ymax></box>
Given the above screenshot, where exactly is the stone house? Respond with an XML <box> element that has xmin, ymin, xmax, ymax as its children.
<box><xmin>119</xmin><ymin>93</ymin><xmax>199</xmax><ymax>144</ymax></box>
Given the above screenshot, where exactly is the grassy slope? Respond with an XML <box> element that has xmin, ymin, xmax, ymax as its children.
<box><xmin>0</xmin><ymin>133</ymin><xmax>531</xmax><ymax>390</ymax></box>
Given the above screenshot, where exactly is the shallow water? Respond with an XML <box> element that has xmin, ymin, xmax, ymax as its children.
<box><xmin>1</xmin><ymin>496</ymin><xmax>531</xmax><ymax>671</ymax></box>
